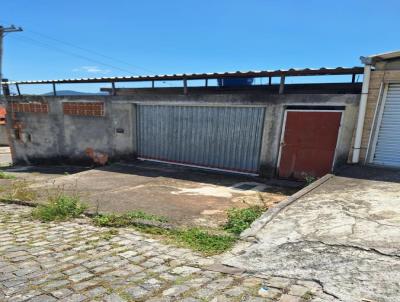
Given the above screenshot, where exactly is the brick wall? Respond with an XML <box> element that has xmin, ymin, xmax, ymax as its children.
<box><xmin>358</xmin><ymin>70</ymin><xmax>400</xmax><ymax>162</ymax></box>
<box><xmin>63</xmin><ymin>102</ymin><xmax>104</xmax><ymax>116</ymax></box>
<box><xmin>11</xmin><ymin>102</ymin><xmax>49</xmax><ymax>113</ymax></box>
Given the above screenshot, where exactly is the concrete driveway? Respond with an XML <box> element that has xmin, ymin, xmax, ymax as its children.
<box><xmin>4</xmin><ymin>161</ymin><xmax>296</xmax><ymax>227</ymax></box>
<box><xmin>221</xmin><ymin>166</ymin><xmax>400</xmax><ymax>302</ymax></box>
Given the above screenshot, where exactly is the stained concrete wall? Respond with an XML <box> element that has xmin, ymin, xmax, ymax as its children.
<box><xmin>6</xmin><ymin>92</ymin><xmax>359</xmax><ymax>176</ymax></box>
<box><xmin>0</xmin><ymin>125</ymin><xmax>8</xmax><ymax>146</ymax></box>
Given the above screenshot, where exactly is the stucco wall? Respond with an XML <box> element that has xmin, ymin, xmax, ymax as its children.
<box><xmin>6</xmin><ymin>93</ymin><xmax>359</xmax><ymax>176</ymax></box>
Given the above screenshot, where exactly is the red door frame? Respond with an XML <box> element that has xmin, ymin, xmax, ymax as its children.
<box><xmin>277</xmin><ymin>109</ymin><xmax>343</xmax><ymax>179</ymax></box>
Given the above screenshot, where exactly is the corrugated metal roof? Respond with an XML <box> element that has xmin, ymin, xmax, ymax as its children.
<box><xmin>4</xmin><ymin>66</ymin><xmax>364</xmax><ymax>85</ymax></box>
<box><xmin>367</xmin><ymin>50</ymin><xmax>400</xmax><ymax>62</ymax></box>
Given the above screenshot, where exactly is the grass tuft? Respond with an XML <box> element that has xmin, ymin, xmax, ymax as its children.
<box><xmin>93</xmin><ymin>211</ymin><xmax>235</xmax><ymax>255</ymax></box>
<box><xmin>32</xmin><ymin>192</ymin><xmax>87</xmax><ymax>222</ymax></box>
<box><xmin>93</xmin><ymin>211</ymin><xmax>168</xmax><ymax>227</ymax></box>
<box><xmin>5</xmin><ymin>180</ymin><xmax>37</xmax><ymax>201</ymax></box>
<box><xmin>0</xmin><ymin>171</ymin><xmax>16</xmax><ymax>179</ymax></box>
<box><xmin>172</xmin><ymin>228</ymin><xmax>236</xmax><ymax>255</ymax></box>
<box><xmin>224</xmin><ymin>206</ymin><xmax>265</xmax><ymax>235</ymax></box>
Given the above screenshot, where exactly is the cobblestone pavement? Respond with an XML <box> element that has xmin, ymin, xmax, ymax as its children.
<box><xmin>0</xmin><ymin>203</ymin><xmax>323</xmax><ymax>302</ymax></box>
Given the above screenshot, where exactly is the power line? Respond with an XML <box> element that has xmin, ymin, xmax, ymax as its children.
<box><xmin>0</xmin><ymin>19</ymin><xmax>173</xmax><ymax>87</ymax></box>
<box><xmin>27</xmin><ymin>29</ymin><xmax>156</xmax><ymax>74</ymax></box>
<box><xmin>9</xmin><ymin>34</ymin><xmax>137</xmax><ymax>75</ymax></box>
<box><xmin>0</xmin><ymin>18</ymin><xmax>157</xmax><ymax>75</ymax></box>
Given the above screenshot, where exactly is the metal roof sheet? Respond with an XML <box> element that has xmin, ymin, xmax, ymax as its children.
<box><xmin>4</xmin><ymin>66</ymin><xmax>364</xmax><ymax>85</ymax></box>
<box><xmin>367</xmin><ymin>50</ymin><xmax>400</xmax><ymax>62</ymax></box>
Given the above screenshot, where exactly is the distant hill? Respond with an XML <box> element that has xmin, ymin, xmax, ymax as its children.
<box><xmin>42</xmin><ymin>90</ymin><xmax>108</xmax><ymax>96</ymax></box>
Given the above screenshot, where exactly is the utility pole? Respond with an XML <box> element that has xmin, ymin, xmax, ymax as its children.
<box><xmin>0</xmin><ymin>25</ymin><xmax>23</xmax><ymax>97</ymax></box>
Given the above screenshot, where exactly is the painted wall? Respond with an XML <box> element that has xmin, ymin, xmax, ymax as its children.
<box><xmin>6</xmin><ymin>92</ymin><xmax>359</xmax><ymax>176</ymax></box>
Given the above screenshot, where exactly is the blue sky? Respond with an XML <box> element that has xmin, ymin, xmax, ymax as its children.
<box><xmin>1</xmin><ymin>0</ymin><xmax>399</xmax><ymax>93</ymax></box>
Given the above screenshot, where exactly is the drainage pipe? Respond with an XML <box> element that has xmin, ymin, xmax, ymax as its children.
<box><xmin>352</xmin><ymin>58</ymin><xmax>372</xmax><ymax>163</ymax></box>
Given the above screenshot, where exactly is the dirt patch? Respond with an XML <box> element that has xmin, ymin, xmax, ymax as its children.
<box><xmin>1</xmin><ymin>161</ymin><xmax>298</xmax><ymax>228</ymax></box>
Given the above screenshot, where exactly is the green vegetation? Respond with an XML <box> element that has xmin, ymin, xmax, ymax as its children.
<box><xmin>32</xmin><ymin>192</ymin><xmax>87</xmax><ymax>222</ymax></box>
<box><xmin>93</xmin><ymin>211</ymin><xmax>235</xmax><ymax>255</ymax></box>
<box><xmin>93</xmin><ymin>211</ymin><xmax>168</xmax><ymax>227</ymax></box>
<box><xmin>305</xmin><ymin>175</ymin><xmax>317</xmax><ymax>186</ymax></box>
<box><xmin>224</xmin><ymin>206</ymin><xmax>265</xmax><ymax>235</ymax></box>
<box><xmin>0</xmin><ymin>171</ymin><xmax>16</xmax><ymax>179</ymax></box>
<box><xmin>4</xmin><ymin>180</ymin><xmax>37</xmax><ymax>201</ymax></box>
<box><xmin>302</xmin><ymin>291</ymin><xmax>315</xmax><ymax>301</ymax></box>
<box><xmin>172</xmin><ymin>227</ymin><xmax>236</xmax><ymax>255</ymax></box>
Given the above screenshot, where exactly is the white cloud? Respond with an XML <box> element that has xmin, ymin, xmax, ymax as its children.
<box><xmin>73</xmin><ymin>66</ymin><xmax>111</xmax><ymax>74</ymax></box>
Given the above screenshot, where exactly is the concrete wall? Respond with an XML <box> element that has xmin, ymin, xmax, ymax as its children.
<box><xmin>6</xmin><ymin>92</ymin><xmax>359</xmax><ymax>176</ymax></box>
<box><xmin>356</xmin><ymin>59</ymin><xmax>400</xmax><ymax>163</ymax></box>
<box><xmin>0</xmin><ymin>125</ymin><xmax>8</xmax><ymax>146</ymax></box>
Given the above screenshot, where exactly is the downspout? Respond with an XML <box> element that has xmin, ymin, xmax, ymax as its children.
<box><xmin>351</xmin><ymin>57</ymin><xmax>372</xmax><ymax>163</ymax></box>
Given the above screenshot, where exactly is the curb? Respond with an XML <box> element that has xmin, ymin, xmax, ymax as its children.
<box><xmin>240</xmin><ymin>173</ymin><xmax>335</xmax><ymax>239</ymax></box>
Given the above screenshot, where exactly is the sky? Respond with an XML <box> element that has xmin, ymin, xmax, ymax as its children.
<box><xmin>1</xmin><ymin>0</ymin><xmax>399</xmax><ymax>93</ymax></box>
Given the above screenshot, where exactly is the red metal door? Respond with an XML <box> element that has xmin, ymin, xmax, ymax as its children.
<box><xmin>278</xmin><ymin>111</ymin><xmax>342</xmax><ymax>179</ymax></box>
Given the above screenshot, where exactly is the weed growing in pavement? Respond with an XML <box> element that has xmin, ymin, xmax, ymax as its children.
<box><xmin>93</xmin><ymin>211</ymin><xmax>168</xmax><ymax>227</ymax></box>
<box><xmin>32</xmin><ymin>189</ymin><xmax>87</xmax><ymax>222</ymax></box>
<box><xmin>0</xmin><ymin>171</ymin><xmax>16</xmax><ymax>179</ymax></box>
<box><xmin>224</xmin><ymin>206</ymin><xmax>266</xmax><ymax>235</ymax></box>
<box><xmin>4</xmin><ymin>180</ymin><xmax>37</xmax><ymax>201</ymax></box>
<box><xmin>93</xmin><ymin>211</ymin><xmax>236</xmax><ymax>255</ymax></box>
<box><xmin>305</xmin><ymin>175</ymin><xmax>317</xmax><ymax>186</ymax></box>
<box><xmin>172</xmin><ymin>227</ymin><xmax>236</xmax><ymax>255</ymax></box>
<box><xmin>302</xmin><ymin>291</ymin><xmax>315</xmax><ymax>301</ymax></box>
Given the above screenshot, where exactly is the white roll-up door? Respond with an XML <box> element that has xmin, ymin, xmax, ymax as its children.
<box><xmin>373</xmin><ymin>84</ymin><xmax>400</xmax><ymax>167</ymax></box>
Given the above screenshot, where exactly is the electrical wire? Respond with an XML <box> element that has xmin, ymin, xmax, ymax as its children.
<box><xmin>26</xmin><ymin>29</ymin><xmax>156</xmax><ymax>75</ymax></box>
<box><xmin>0</xmin><ymin>18</ymin><xmax>158</xmax><ymax>76</ymax></box>
<box><xmin>9</xmin><ymin>34</ymin><xmax>137</xmax><ymax>75</ymax></box>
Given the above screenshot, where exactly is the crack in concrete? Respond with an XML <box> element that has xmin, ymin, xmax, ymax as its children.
<box><xmin>286</xmin><ymin>239</ymin><xmax>400</xmax><ymax>259</ymax></box>
<box><xmin>246</xmin><ymin>272</ymin><xmax>341</xmax><ymax>301</ymax></box>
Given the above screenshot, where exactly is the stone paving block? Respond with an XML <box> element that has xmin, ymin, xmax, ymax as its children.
<box><xmin>104</xmin><ymin>294</ymin><xmax>125</xmax><ymax>302</ymax></box>
<box><xmin>69</xmin><ymin>271</ymin><xmax>94</xmax><ymax>283</ymax></box>
<box><xmin>125</xmin><ymin>285</ymin><xmax>150</xmax><ymax>299</ymax></box>
<box><xmin>0</xmin><ymin>204</ymin><xmax>320</xmax><ymax>302</ymax></box>
<box><xmin>171</xmin><ymin>266</ymin><xmax>201</xmax><ymax>276</ymax></box>
<box><xmin>28</xmin><ymin>294</ymin><xmax>57</xmax><ymax>302</ymax></box>
<box><xmin>266</xmin><ymin>276</ymin><xmax>292</xmax><ymax>289</ymax></box>
<box><xmin>162</xmin><ymin>285</ymin><xmax>190</xmax><ymax>297</ymax></box>
<box><xmin>224</xmin><ymin>286</ymin><xmax>246</xmax><ymax>297</ymax></box>
<box><xmin>42</xmin><ymin>279</ymin><xmax>70</xmax><ymax>291</ymax></box>
<box><xmin>288</xmin><ymin>284</ymin><xmax>309</xmax><ymax>297</ymax></box>
<box><xmin>51</xmin><ymin>288</ymin><xmax>74</xmax><ymax>299</ymax></box>
<box><xmin>72</xmin><ymin>279</ymin><xmax>98</xmax><ymax>291</ymax></box>
<box><xmin>8</xmin><ymin>290</ymin><xmax>42</xmax><ymax>302</ymax></box>
<box><xmin>279</xmin><ymin>294</ymin><xmax>302</xmax><ymax>302</ymax></box>
<box><xmin>64</xmin><ymin>266</ymin><xmax>87</xmax><ymax>276</ymax></box>
<box><xmin>59</xmin><ymin>293</ymin><xmax>88</xmax><ymax>302</ymax></box>
<box><xmin>258</xmin><ymin>287</ymin><xmax>282</xmax><ymax>299</ymax></box>
<box><xmin>86</xmin><ymin>286</ymin><xmax>107</xmax><ymax>298</ymax></box>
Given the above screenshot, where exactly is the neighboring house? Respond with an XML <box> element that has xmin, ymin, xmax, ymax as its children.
<box><xmin>351</xmin><ymin>50</ymin><xmax>400</xmax><ymax>168</ymax></box>
<box><xmin>3</xmin><ymin>67</ymin><xmax>363</xmax><ymax>179</ymax></box>
<box><xmin>0</xmin><ymin>106</ymin><xmax>8</xmax><ymax>146</ymax></box>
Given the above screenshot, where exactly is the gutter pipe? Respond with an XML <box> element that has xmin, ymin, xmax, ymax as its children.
<box><xmin>352</xmin><ymin>57</ymin><xmax>373</xmax><ymax>163</ymax></box>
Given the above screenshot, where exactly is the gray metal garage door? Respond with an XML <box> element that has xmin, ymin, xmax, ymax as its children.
<box><xmin>373</xmin><ymin>84</ymin><xmax>400</xmax><ymax>167</ymax></box>
<box><xmin>137</xmin><ymin>105</ymin><xmax>265</xmax><ymax>173</ymax></box>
